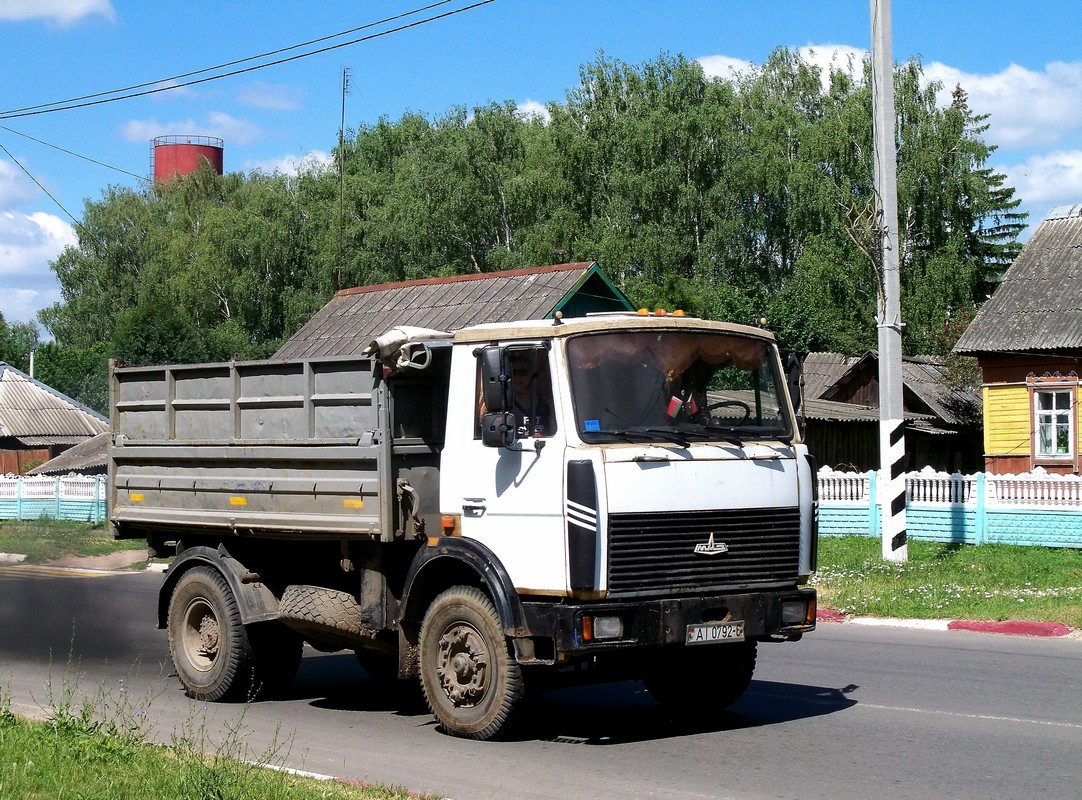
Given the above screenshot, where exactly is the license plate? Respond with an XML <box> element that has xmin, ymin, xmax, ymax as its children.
<box><xmin>686</xmin><ymin>620</ymin><xmax>745</xmax><ymax>645</ymax></box>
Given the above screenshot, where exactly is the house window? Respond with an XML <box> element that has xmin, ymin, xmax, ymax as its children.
<box><xmin>1034</xmin><ymin>389</ymin><xmax>1073</xmax><ymax>458</ymax></box>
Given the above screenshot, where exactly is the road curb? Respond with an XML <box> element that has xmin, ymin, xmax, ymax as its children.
<box><xmin>817</xmin><ymin>608</ymin><xmax>1076</xmax><ymax>638</ymax></box>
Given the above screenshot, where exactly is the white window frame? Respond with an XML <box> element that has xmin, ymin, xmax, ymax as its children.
<box><xmin>1033</xmin><ymin>386</ymin><xmax>1075</xmax><ymax>460</ymax></box>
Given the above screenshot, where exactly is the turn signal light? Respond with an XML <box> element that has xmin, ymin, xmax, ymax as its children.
<box><xmin>580</xmin><ymin>614</ymin><xmax>624</xmax><ymax>641</ymax></box>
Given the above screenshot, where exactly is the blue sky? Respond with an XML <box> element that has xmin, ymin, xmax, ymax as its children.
<box><xmin>1</xmin><ymin>0</ymin><xmax>1080</xmax><ymax>327</ymax></box>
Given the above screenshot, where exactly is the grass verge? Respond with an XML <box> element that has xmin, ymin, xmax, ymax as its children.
<box><xmin>0</xmin><ymin>678</ymin><xmax>432</xmax><ymax>800</ymax></box>
<box><xmin>0</xmin><ymin>519</ymin><xmax>138</xmax><ymax>564</ymax></box>
<box><xmin>814</xmin><ymin>536</ymin><xmax>1082</xmax><ymax>627</ymax></box>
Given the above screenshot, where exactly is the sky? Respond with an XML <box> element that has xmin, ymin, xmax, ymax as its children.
<box><xmin>1</xmin><ymin>0</ymin><xmax>1080</xmax><ymax>329</ymax></box>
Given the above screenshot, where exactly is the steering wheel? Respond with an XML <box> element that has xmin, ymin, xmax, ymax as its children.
<box><xmin>704</xmin><ymin>399</ymin><xmax>750</xmax><ymax>425</ymax></box>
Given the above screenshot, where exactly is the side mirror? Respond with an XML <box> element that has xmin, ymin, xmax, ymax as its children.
<box><xmin>786</xmin><ymin>352</ymin><xmax>802</xmax><ymax>413</ymax></box>
<box><xmin>479</xmin><ymin>347</ymin><xmax>512</xmax><ymax>413</ymax></box>
<box><xmin>481</xmin><ymin>411</ymin><xmax>518</xmax><ymax>448</ymax></box>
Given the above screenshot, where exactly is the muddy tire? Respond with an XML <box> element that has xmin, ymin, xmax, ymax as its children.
<box><xmin>644</xmin><ymin>640</ymin><xmax>757</xmax><ymax>715</ymax></box>
<box><xmin>168</xmin><ymin>566</ymin><xmax>255</xmax><ymax>702</ymax></box>
<box><xmin>419</xmin><ymin>586</ymin><xmax>524</xmax><ymax>740</ymax></box>
<box><xmin>277</xmin><ymin>585</ymin><xmax>371</xmax><ymax>651</ymax></box>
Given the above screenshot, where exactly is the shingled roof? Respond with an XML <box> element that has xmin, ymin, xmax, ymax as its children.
<box><xmin>955</xmin><ymin>204</ymin><xmax>1082</xmax><ymax>354</ymax></box>
<box><xmin>0</xmin><ymin>362</ymin><xmax>107</xmax><ymax>445</ymax></box>
<box><xmin>275</xmin><ymin>262</ymin><xmax>634</xmax><ymax>359</ymax></box>
<box><xmin>801</xmin><ymin>351</ymin><xmax>979</xmax><ymax>428</ymax></box>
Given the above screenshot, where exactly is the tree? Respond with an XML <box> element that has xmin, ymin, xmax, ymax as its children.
<box><xmin>0</xmin><ymin>314</ymin><xmax>40</xmax><ymax>372</ymax></box>
<box><xmin>39</xmin><ymin>48</ymin><xmax>1025</xmax><ymax>367</ymax></box>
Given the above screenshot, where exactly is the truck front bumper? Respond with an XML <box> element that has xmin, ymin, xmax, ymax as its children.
<box><xmin>519</xmin><ymin>587</ymin><xmax>816</xmax><ymax>660</ymax></box>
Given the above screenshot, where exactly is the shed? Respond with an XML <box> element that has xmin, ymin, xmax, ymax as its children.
<box><xmin>276</xmin><ymin>262</ymin><xmax>634</xmax><ymax>359</ymax></box>
<box><xmin>954</xmin><ymin>204</ymin><xmax>1082</xmax><ymax>474</ymax></box>
<box><xmin>800</xmin><ymin>351</ymin><xmax>982</xmax><ymax>473</ymax></box>
<box><xmin>25</xmin><ymin>431</ymin><xmax>108</xmax><ymax>476</ymax></box>
<box><xmin>0</xmin><ymin>362</ymin><xmax>108</xmax><ymax>474</ymax></box>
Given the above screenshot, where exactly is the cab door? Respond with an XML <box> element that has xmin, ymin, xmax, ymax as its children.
<box><xmin>440</xmin><ymin>343</ymin><xmax>568</xmax><ymax>595</ymax></box>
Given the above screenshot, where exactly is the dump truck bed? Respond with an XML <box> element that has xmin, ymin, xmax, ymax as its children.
<box><xmin>109</xmin><ymin>356</ymin><xmax>388</xmax><ymax>539</ymax></box>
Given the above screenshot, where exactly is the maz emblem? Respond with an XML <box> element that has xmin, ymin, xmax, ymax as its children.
<box><xmin>694</xmin><ymin>533</ymin><xmax>729</xmax><ymax>555</ymax></box>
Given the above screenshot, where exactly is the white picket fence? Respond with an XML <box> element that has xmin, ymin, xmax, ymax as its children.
<box><xmin>0</xmin><ymin>473</ymin><xmax>107</xmax><ymax>523</ymax></box>
<box><xmin>818</xmin><ymin>467</ymin><xmax>1082</xmax><ymax>547</ymax></box>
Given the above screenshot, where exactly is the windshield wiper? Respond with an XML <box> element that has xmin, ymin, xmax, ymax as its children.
<box><xmin>695</xmin><ymin>425</ymin><xmax>744</xmax><ymax>446</ymax></box>
<box><xmin>606</xmin><ymin>428</ymin><xmax>691</xmax><ymax>447</ymax></box>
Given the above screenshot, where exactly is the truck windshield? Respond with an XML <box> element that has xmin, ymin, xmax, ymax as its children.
<box><xmin>566</xmin><ymin>330</ymin><xmax>793</xmax><ymax>445</ymax></box>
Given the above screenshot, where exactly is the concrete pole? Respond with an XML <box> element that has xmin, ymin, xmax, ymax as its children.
<box><xmin>871</xmin><ymin>0</ymin><xmax>907</xmax><ymax>562</ymax></box>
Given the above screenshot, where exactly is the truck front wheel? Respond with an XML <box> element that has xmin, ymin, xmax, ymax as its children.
<box><xmin>168</xmin><ymin>566</ymin><xmax>254</xmax><ymax>702</ymax></box>
<box><xmin>419</xmin><ymin>587</ymin><xmax>524</xmax><ymax>740</ymax></box>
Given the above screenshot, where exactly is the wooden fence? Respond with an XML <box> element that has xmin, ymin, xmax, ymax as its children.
<box><xmin>819</xmin><ymin>467</ymin><xmax>1082</xmax><ymax>548</ymax></box>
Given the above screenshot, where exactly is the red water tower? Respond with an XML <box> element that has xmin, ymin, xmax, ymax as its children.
<box><xmin>151</xmin><ymin>135</ymin><xmax>224</xmax><ymax>183</ymax></box>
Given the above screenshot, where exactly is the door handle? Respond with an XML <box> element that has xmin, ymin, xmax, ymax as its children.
<box><xmin>462</xmin><ymin>497</ymin><xmax>487</xmax><ymax>517</ymax></box>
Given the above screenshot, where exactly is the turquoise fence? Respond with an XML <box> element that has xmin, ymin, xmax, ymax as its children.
<box><xmin>0</xmin><ymin>474</ymin><xmax>107</xmax><ymax>523</ymax></box>
<box><xmin>819</xmin><ymin>468</ymin><xmax>1082</xmax><ymax>548</ymax></box>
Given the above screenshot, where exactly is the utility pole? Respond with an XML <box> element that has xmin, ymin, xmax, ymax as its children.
<box><xmin>337</xmin><ymin>66</ymin><xmax>351</xmax><ymax>291</ymax></box>
<box><xmin>871</xmin><ymin>0</ymin><xmax>907</xmax><ymax>562</ymax></box>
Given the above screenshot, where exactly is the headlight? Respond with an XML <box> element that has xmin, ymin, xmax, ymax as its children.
<box><xmin>782</xmin><ymin>598</ymin><xmax>814</xmax><ymax>625</ymax></box>
<box><xmin>580</xmin><ymin>614</ymin><xmax>624</xmax><ymax>641</ymax></box>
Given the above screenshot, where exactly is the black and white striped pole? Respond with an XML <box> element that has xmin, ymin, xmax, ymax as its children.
<box><xmin>871</xmin><ymin>0</ymin><xmax>907</xmax><ymax>562</ymax></box>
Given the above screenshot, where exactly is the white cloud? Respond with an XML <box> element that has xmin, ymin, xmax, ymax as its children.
<box><xmin>516</xmin><ymin>99</ymin><xmax>550</xmax><ymax>123</ymax></box>
<box><xmin>924</xmin><ymin>60</ymin><xmax>1082</xmax><ymax>151</ymax></box>
<box><xmin>0</xmin><ymin>159</ymin><xmax>38</xmax><ymax>206</ymax></box>
<box><xmin>698</xmin><ymin>46</ymin><xmax>866</xmax><ymax>91</ymax></box>
<box><xmin>237</xmin><ymin>81</ymin><xmax>305</xmax><ymax>111</ymax></box>
<box><xmin>697</xmin><ymin>55</ymin><xmax>755</xmax><ymax>81</ymax></box>
<box><xmin>999</xmin><ymin>150</ymin><xmax>1082</xmax><ymax>207</ymax></box>
<box><xmin>246</xmin><ymin>150</ymin><xmax>332</xmax><ymax>177</ymax></box>
<box><xmin>123</xmin><ymin>112</ymin><xmax>264</xmax><ymax>147</ymax></box>
<box><xmin>0</xmin><ymin>210</ymin><xmax>75</xmax><ymax>323</ymax></box>
<box><xmin>0</xmin><ymin>0</ymin><xmax>114</xmax><ymax>25</ymax></box>
<box><xmin>795</xmin><ymin>45</ymin><xmax>866</xmax><ymax>84</ymax></box>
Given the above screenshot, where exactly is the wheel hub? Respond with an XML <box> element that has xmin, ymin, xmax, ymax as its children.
<box><xmin>198</xmin><ymin>614</ymin><xmax>221</xmax><ymax>658</ymax></box>
<box><xmin>436</xmin><ymin>625</ymin><xmax>488</xmax><ymax>706</ymax></box>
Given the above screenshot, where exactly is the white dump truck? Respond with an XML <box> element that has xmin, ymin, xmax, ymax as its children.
<box><xmin>110</xmin><ymin>312</ymin><xmax>817</xmax><ymax>739</ymax></box>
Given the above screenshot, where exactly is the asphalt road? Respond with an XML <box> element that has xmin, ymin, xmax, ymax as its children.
<box><xmin>1</xmin><ymin>566</ymin><xmax>1080</xmax><ymax>800</ymax></box>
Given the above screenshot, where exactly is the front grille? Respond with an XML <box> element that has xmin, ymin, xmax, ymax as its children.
<box><xmin>607</xmin><ymin>507</ymin><xmax>801</xmax><ymax>598</ymax></box>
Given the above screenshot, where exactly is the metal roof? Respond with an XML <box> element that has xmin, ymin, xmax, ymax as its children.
<box><xmin>801</xmin><ymin>352</ymin><xmax>979</xmax><ymax>427</ymax></box>
<box><xmin>275</xmin><ymin>262</ymin><xmax>634</xmax><ymax>359</ymax></box>
<box><xmin>955</xmin><ymin>204</ymin><xmax>1082</xmax><ymax>354</ymax></box>
<box><xmin>0</xmin><ymin>362</ymin><xmax>107</xmax><ymax>440</ymax></box>
<box><xmin>26</xmin><ymin>431</ymin><xmax>108</xmax><ymax>475</ymax></box>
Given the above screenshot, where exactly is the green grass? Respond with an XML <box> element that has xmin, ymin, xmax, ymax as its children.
<box><xmin>0</xmin><ymin>520</ymin><xmax>137</xmax><ymax>564</ymax></box>
<box><xmin>0</xmin><ymin>682</ymin><xmax>433</xmax><ymax>800</ymax></box>
<box><xmin>814</xmin><ymin>536</ymin><xmax>1082</xmax><ymax>627</ymax></box>
<box><xmin>0</xmin><ymin>712</ymin><xmax>426</xmax><ymax>799</ymax></box>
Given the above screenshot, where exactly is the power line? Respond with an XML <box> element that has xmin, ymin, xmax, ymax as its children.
<box><xmin>0</xmin><ymin>139</ymin><xmax>80</xmax><ymax>228</ymax></box>
<box><xmin>0</xmin><ymin>0</ymin><xmax>496</xmax><ymax>120</ymax></box>
<box><xmin>0</xmin><ymin>124</ymin><xmax>147</xmax><ymax>182</ymax></box>
<box><xmin>0</xmin><ymin>0</ymin><xmax>455</xmax><ymax>118</ymax></box>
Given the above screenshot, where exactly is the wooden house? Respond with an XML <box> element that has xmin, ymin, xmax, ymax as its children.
<box><xmin>954</xmin><ymin>204</ymin><xmax>1082</xmax><ymax>475</ymax></box>
<box><xmin>800</xmin><ymin>351</ymin><xmax>982</xmax><ymax>473</ymax></box>
<box><xmin>0</xmin><ymin>362</ymin><xmax>108</xmax><ymax>474</ymax></box>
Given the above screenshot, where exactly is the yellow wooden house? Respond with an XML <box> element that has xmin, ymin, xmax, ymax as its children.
<box><xmin>955</xmin><ymin>205</ymin><xmax>1082</xmax><ymax>475</ymax></box>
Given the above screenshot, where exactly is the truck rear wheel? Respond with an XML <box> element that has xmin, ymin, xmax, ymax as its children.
<box><xmin>644</xmin><ymin>640</ymin><xmax>757</xmax><ymax>716</ymax></box>
<box><xmin>419</xmin><ymin>586</ymin><xmax>524</xmax><ymax>740</ymax></box>
<box><xmin>168</xmin><ymin>566</ymin><xmax>254</xmax><ymax>702</ymax></box>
